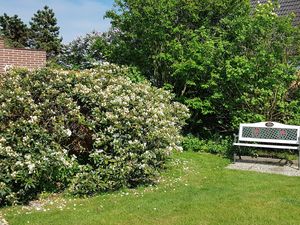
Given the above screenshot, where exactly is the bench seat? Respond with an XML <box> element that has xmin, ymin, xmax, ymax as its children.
<box><xmin>233</xmin><ymin>143</ymin><xmax>298</xmax><ymax>150</ymax></box>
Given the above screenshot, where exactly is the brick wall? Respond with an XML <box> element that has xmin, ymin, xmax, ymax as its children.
<box><xmin>0</xmin><ymin>39</ymin><xmax>46</xmax><ymax>73</ymax></box>
<box><xmin>0</xmin><ymin>39</ymin><xmax>4</xmax><ymax>48</ymax></box>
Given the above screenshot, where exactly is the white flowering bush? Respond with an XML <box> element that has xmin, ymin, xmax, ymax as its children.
<box><xmin>0</xmin><ymin>65</ymin><xmax>189</xmax><ymax>205</ymax></box>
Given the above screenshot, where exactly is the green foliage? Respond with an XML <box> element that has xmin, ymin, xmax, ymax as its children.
<box><xmin>182</xmin><ymin>135</ymin><xmax>204</xmax><ymax>152</ymax></box>
<box><xmin>57</xmin><ymin>31</ymin><xmax>106</xmax><ymax>70</ymax></box>
<box><xmin>105</xmin><ymin>0</ymin><xmax>300</xmax><ymax>134</ymax></box>
<box><xmin>0</xmin><ymin>13</ymin><xmax>29</xmax><ymax>47</ymax></box>
<box><xmin>29</xmin><ymin>6</ymin><xmax>62</xmax><ymax>58</ymax></box>
<box><xmin>182</xmin><ymin>135</ymin><xmax>232</xmax><ymax>155</ymax></box>
<box><xmin>105</xmin><ymin>0</ymin><xmax>249</xmax><ymax>86</ymax></box>
<box><xmin>0</xmin><ymin>65</ymin><xmax>189</xmax><ymax>205</ymax></box>
<box><xmin>222</xmin><ymin>2</ymin><xmax>300</xmax><ymax>128</ymax></box>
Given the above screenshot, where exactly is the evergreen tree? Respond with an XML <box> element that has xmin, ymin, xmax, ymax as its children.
<box><xmin>29</xmin><ymin>6</ymin><xmax>62</xmax><ymax>58</ymax></box>
<box><xmin>0</xmin><ymin>13</ymin><xmax>29</xmax><ymax>47</ymax></box>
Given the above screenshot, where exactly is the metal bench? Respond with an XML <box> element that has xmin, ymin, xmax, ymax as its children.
<box><xmin>233</xmin><ymin>121</ymin><xmax>300</xmax><ymax>169</ymax></box>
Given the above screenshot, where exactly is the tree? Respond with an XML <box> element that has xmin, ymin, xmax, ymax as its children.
<box><xmin>0</xmin><ymin>13</ymin><xmax>29</xmax><ymax>47</ymax></box>
<box><xmin>105</xmin><ymin>0</ymin><xmax>249</xmax><ymax>86</ymax></box>
<box><xmin>220</xmin><ymin>3</ymin><xmax>300</xmax><ymax>127</ymax></box>
<box><xmin>58</xmin><ymin>31</ymin><xmax>106</xmax><ymax>69</ymax></box>
<box><xmin>105</xmin><ymin>0</ymin><xmax>300</xmax><ymax>135</ymax></box>
<box><xmin>29</xmin><ymin>6</ymin><xmax>62</xmax><ymax>58</ymax></box>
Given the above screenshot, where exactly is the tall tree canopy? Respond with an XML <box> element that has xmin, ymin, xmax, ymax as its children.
<box><xmin>0</xmin><ymin>13</ymin><xmax>29</xmax><ymax>47</ymax></box>
<box><xmin>105</xmin><ymin>0</ymin><xmax>249</xmax><ymax>86</ymax></box>
<box><xmin>29</xmin><ymin>5</ymin><xmax>62</xmax><ymax>58</ymax></box>
<box><xmin>105</xmin><ymin>0</ymin><xmax>300</xmax><ymax>135</ymax></box>
<box><xmin>57</xmin><ymin>31</ymin><xmax>106</xmax><ymax>69</ymax></box>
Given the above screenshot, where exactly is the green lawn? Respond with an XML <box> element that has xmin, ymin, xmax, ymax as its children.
<box><xmin>1</xmin><ymin>152</ymin><xmax>300</xmax><ymax>225</ymax></box>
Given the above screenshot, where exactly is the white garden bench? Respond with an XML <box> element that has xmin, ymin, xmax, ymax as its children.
<box><xmin>233</xmin><ymin>122</ymin><xmax>300</xmax><ymax>169</ymax></box>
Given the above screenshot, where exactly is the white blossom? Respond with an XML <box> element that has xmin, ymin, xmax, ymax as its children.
<box><xmin>28</xmin><ymin>163</ymin><xmax>35</xmax><ymax>174</ymax></box>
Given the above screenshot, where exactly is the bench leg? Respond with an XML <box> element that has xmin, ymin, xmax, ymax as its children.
<box><xmin>233</xmin><ymin>146</ymin><xmax>242</xmax><ymax>163</ymax></box>
<box><xmin>298</xmin><ymin>150</ymin><xmax>300</xmax><ymax>170</ymax></box>
<box><xmin>233</xmin><ymin>152</ymin><xmax>236</xmax><ymax>163</ymax></box>
<box><xmin>238</xmin><ymin>146</ymin><xmax>242</xmax><ymax>160</ymax></box>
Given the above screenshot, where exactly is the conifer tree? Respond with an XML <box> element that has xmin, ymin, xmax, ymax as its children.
<box><xmin>29</xmin><ymin>6</ymin><xmax>62</xmax><ymax>58</ymax></box>
<box><xmin>0</xmin><ymin>13</ymin><xmax>29</xmax><ymax>47</ymax></box>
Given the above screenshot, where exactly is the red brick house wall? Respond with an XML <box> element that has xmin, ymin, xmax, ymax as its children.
<box><xmin>0</xmin><ymin>39</ymin><xmax>46</xmax><ymax>73</ymax></box>
<box><xmin>0</xmin><ymin>39</ymin><xmax>4</xmax><ymax>48</ymax></box>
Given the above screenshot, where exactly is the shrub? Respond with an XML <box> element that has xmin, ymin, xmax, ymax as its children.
<box><xmin>0</xmin><ymin>65</ymin><xmax>189</xmax><ymax>205</ymax></box>
<box><xmin>182</xmin><ymin>135</ymin><xmax>232</xmax><ymax>156</ymax></box>
<box><xmin>182</xmin><ymin>135</ymin><xmax>204</xmax><ymax>152</ymax></box>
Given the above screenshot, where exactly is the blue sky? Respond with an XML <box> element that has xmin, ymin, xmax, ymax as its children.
<box><xmin>0</xmin><ymin>0</ymin><xmax>115</xmax><ymax>43</ymax></box>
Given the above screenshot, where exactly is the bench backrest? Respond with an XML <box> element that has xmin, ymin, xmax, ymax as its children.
<box><xmin>238</xmin><ymin>122</ymin><xmax>300</xmax><ymax>145</ymax></box>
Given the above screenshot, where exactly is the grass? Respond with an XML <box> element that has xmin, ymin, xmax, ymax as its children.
<box><xmin>1</xmin><ymin>151</ymin><xmax>300</xmax><ymax>225</ymax></box>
